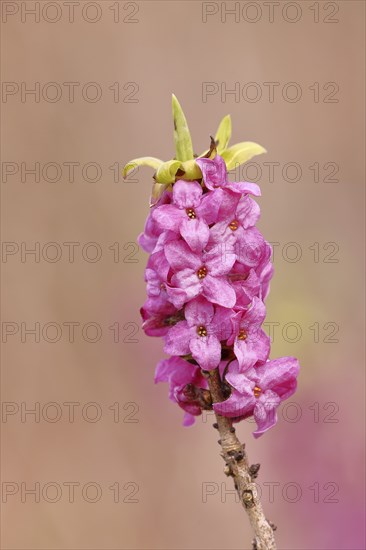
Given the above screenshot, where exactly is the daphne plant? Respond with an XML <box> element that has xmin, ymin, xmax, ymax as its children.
<box><xmin>123</xmin><ymin>95</ymin><xmax>300</xmax><ymax>550</ymax></box>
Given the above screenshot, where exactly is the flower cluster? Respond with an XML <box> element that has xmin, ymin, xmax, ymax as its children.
<box><xmin>139</xmin><ymin>153</ymin><xmax>300</xmax><ymax>436</ymax></box>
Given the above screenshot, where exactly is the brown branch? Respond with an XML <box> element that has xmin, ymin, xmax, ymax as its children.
<box><xmin>205</xmin><ymin>368</ymin><xmax>277</xmax><ymax>550</ymax></box>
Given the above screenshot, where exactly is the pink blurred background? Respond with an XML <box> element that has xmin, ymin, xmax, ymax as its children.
<box><xmin>1</xmin><ymin>1</ymin><xmax>365</xmax><ymax>548</ymax></box>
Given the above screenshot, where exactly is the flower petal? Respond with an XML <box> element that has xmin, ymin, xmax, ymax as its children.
<box><xmin>211</xmin><ymin>306</ymin><xmax>233</xmax><ymax>341</ymax></box>
<box><xmin>138</xmin><ymin>231</ymin><xmax>157</xmax><ymax>254</ymax></box>
<box><xmin>253</xmin><ymin>390</ymin><xmax>281</xmax><ymax>438</ymax></box>
<box><xmin>180</xmin><ymin>218</ymin><xmax>209</xmax><ymax>253</ymax></box>
<box><xmin>196</xmin><ymin>155</ymin><xmax>227</xmax><ymax>190</ymax></box>
<box><xmin>214</xmin><ymin>388</ymin><xmax>255</xmax><ymax>418</ymax></box>
<box><xmin>205</xmin><ymin>242</ymin><xmax>236</xmax><ymax>276</ymax></box>
<box><xmin>217</xmin><ymin>189</ymin><xmax>241</xmax><ymax>220</ymax></box>
<box><xmin>256</xmin><ymin>249</ymin><xmax>274</xmax><ymax>301</ymax></box>
<box><xmin>225</xmin><ymin>362</ymin><xmax>257</xmax><ymax>394</ymax></box>
<box><xmin>154</xmin><ymin>358</ymin><xmax>173</xmax><ymax>384</ymax></box>
<box><xmin>208</xmin><ymin>220</ymin><xmax>233</xmax><ymax>245</ymax></box>
<box><xmin>137</xmin><ymin>213</ymin><xmax>161</xmax><ymax>253</ymax></box>
<box><xmin>165</xmin><ymin>240</ymin><xmax>201</xmax><ymax>271</ymax></box>
<box><xmin>164</xmin><ymin>321</ymin><xmax>192</xmax><ymax>356</ymax></box>
<box><xmin>153</xmin><ymin>230</ymin><xmax>179</xmax><ymax>253</ymax></box>
<box><xmin>147</xmin><ymin>249</ymin><xmax>170</xmax><ymax>281</ymax></box>
<box><xmin>227</xmin><ymin>181</ymin><xmax>261</xmax><ymax>196</ymax></box>
<box><xmin>142</xmin><ymin>294</ymin><xmax>176</xmax><ymax>315</ymax></box>
<box><xmin>170</xmin><ymin>269</ymin><xmax>202</xmax><ymax>302</ymax></box>
<box><xmin>235</xmin><ymin>227</ymin><xmax>266</xmax><ymax>267</ymax></box>
<box><xmin>236</xmin><ymin>196</ymin><xmax>261</xmax><ymax>229</ymax></box>
<box><xmin>152</xmin><ymin>204</ymin><xmax>185</xmax><ymax>232</ymax></box>
<box><xmin>154</xmin><ymin>356</ymin><xmax>190</xmax><ymax>385</ymax></box>
<box><xmin>252</xmin><ymin>329</ymin><xmax>271</xmax><ymax>362</ymax></box>
<box><xmin>145</xmin><ymin>268</ymin><xmax>161</xmax><ymax>297</ymax></box>
<box><xmin>173</xmin><ymin>179</ymin><xmax>202</xmax><ymax>208</ymax></box>
<box><xmin>256</xmin><ymin>357</ymin><xmax>300</xmax><ymax>399</ymax></box>
<box><xmin>190</xmin><ymin>334</ymin><xmax>221</xmax><ymax>370</ymax></box>
<box><xmin>183</xmin><ymin>412</ymin><xmax>196</xmax><ymax>427</ymax></box>
<box><xmin>232</xmin><ymin>269</ymin><xmax>261</xmax><ymax>309</ymax></box>
<box><xmin>234</xmin><ymin>329</ymin><xmax>270</xmax><ymax>370</ymax></box>
<box><xmin>234</xmin><ymin>338</ymin><xmax>256</xmax><ymax>370</ymax></box>
<box><xmin>195</xmin><ymin>188</ymin><xmax>223</xmax><ymax>224</ymax></box>
<box><xmin>243</xmin><ymin>297</ymin><xmax>266</xmax><ymax>329</ymax></box>
<box><xmin>226</xmin><ymin>311</ymin><xmax>242</xmax><ymax>346</ymax></box>
<box><xmin>165</xmin><ymin>285</ymin><xmax>189</xmax><ymax>309</ymax></box>
<box><xmin>141</xmin><ymin>317</ymin><xmax>169</xmax><ymax>337</ymax></box>
<box><xmin>184</xmin><ymin>295</ymin><xmax>214</xmax><ymax>327</ymax></box>
<box><xmin>202</xmin><ymin>275</ymin><xmax>236</xmax><ymax>308</ymax></box>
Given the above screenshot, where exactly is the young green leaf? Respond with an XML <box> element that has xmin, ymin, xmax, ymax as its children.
<box><xmin>151</xmin><ymin>182</ymin><xmax>170</xmax><ymax>205</ymax></box>
<box><xmin>172</xmin><ymin>94</ymin><xmax>194</xmax><ymax>162</ymax></box>
<box><xmin>221</xmin><ymin>142</ymin><xmax>266</xmax><ymax>169</ymax></box>
<box><xmin>123</xmin><ymin>157</ymin><xmax>163</xmax><ymax>179</ymax></box>
<box><xmin>215</xmin><ymin>114</ymin><xmax>232</xmax><ymax>153</ymax></box>
<box><xmin>179</xmin><ymin>159</ymin><xmax>202</xmax><ymax>181</ymax></box>
<box><xmin>154</xmin><ymin>159</ymin><xmax>182</xmax><ymax>184</ymax></box>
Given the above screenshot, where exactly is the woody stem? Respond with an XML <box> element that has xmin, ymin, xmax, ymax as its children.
<box><xmin>206</xmin><ymin>367</ymin><xmax>277</xmax><ymax>550</ymax></box>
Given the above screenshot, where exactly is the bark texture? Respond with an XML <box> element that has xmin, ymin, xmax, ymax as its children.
<box><xmin>206</xmin><ymin>368</ymin><xmax>277</xmax><ymax>550</ymax></box>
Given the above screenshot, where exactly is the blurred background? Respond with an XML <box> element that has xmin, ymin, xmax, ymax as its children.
<box><xmin>1</xmin><ymin>1</ymin><xmax>365</xmax><ymax>548</ymax></box>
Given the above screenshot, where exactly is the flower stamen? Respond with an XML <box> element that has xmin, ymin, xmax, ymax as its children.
<box><xmin>197</xmin><ymin>266</ymin><xmax>208</xmax><ymax>279</ymax></box>
<box><xmin>197</xmin><ymin>325</ymin><xmax>207</xmax><ymax>337</ymax></box>
<box><xmin>253</xmin><ymin>385</ymin><xmax>262</xmax><ymax>398</ymax></box>
<box><xmin>186</xmin><ymin>208</ymin><xmax>196</xmax><ymax>219</ymax></box>
<box><xmin>238</xmin><ymin>329</ymin><xmax>247</xmax><ymax>340</ymax></box>
<box><xmin>229</xmin><ymin>220</ymin><xmax>239</xmax><ymax>231</ymax></box>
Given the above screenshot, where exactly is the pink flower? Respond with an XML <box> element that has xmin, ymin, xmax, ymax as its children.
<box><xmin>164</xmin><ymin>296</ymin><xmax>232</xmax><ymax>370</ymax></box>
<box><xmin>155</xmin><ymin>356</ymin><xmax>208</xmax><ymax>426</ymax></box>
<box><xmin>228</xmin><ymin>297</ymin><xmax>270</xmax><ymax>370</ymax></box>
<box><xmin>152</xmin><ymin>179</ymin><xmax>221</xmax><ymax>252</ymax></box>
<box><xmin>210</xmin><ymin>194</ymin><xmax>261</xmax><ymax>245</ymax></box>
<box><xmin>255</xmin><ymin>244</ymin><xmax>274</xmax><ymax>301</ymax></box>
<box><xmin>130</xmin><ymin>111</ymin><xmax>300</xmax><ymax>432</ymax></box>
<box><xmin>141</xmin><ymin>249</ymin><xmax>182</xmax><ymax>336</ymax></box>
<box><xmin>140</xmin><ymin>297</ymin><xmax>178</xmax><ymax>337</ymax></box>
<box><xmin>232</xmin><ymin>227</ymin><xmax>267</xmax><ymax>268</ymax></box>
<box><xmin>229</xmin><ymin>266</ymin><xmax>261</xmax><ymax>308</ymax></box>
<box><xmin>203</xmin><ymin>190</ymin><xmax>267</xmax><ymax>270</ymax></box>
<box><xmin>196</xmin><ymin>154</ymin><xmax>261</xmax><ymax>196</ymax></box>
<box><xmin>214</xmin><ymin>357</ymin><xmax>300</xmax><ymax>437</ymax></box>
<box><xmin>138</xmin><ymin>189</ymin><xmax>172</xmax><ymax>253</ymax></box>
<box><xmin>228</xmin><ymin>248</ymin><xmax>274</xmax><ymax>305</ymax></box>
<box><xmin>164</xmin><ymin>239</ymin><xmax>236</xmax><ymax>309</ymax></box>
